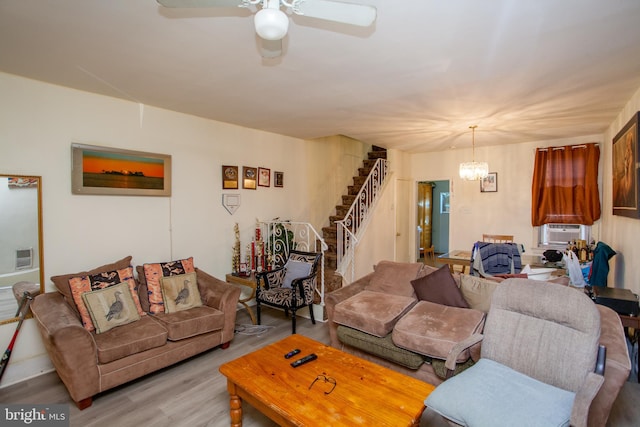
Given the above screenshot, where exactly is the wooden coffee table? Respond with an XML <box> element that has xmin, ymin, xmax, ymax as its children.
<box><xmin>219</xmin><ymin>334</ymin><xmax>434</xmax><ymax>426</ymax></box>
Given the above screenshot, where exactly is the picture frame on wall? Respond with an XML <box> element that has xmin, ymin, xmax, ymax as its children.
<box><xmin>258</xmin><ymin>167</ymin><xmax>270</xmax><ymax>187</ymax></box>
<box><xmin>222</xmin><ymin>165</ymin><xmax>239</xmax><ymax>189</ymax></box>
<box><xmin>243</xmin><ymin>166</ymin><xmax>257</xmax><ymax>190</ymax></box>
<box><xmin>71</xmin><ymin>143</ymin><xmax>171</xmax><ymax>196</ymax></box>
<box><xmin>480</xmin><ymin>172</ymin><xmax>498</xmax><ymax>193</ymax></box>
<box><xmin>613</xmin><ymin>111</ymin><xmax>640</xmax><ymax>218</ymax></box>
<box><xmin>274</xmin><ymin>171</ymin><xmax>284</xmax><ymax>188</ymax></box>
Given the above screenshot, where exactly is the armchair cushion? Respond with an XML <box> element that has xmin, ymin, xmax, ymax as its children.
<box><xmin>410</xmin><ymin>265</ymin><xmax>469</xmax><ymax>308</ymax></box>
<box><xmin>282</xmin><ymin>260</ymin><xmax>313</xmax><ymax>288</ymax></box>
<box><xmin>333</xmin><ymin>290</ymin><xmax>416</xmax><ymax>337</ymax></box>
<box><xmin>392</xmin><ymin>301</ymin><xmax>484</xmax><ymax>362</ymax></box>
<box><xmin>426</xmin><ymin>358</ymin><xmax>575</xmax><ymax>427</ymax></box>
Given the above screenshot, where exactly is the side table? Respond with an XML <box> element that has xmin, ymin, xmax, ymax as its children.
<box><xmin>618</xmin><ymin>314</ymin><xmax>640</xmax><ymax>382</ymax></box>
<box><xmin>225</xmin><ymin>273</ymin><xmax>258</xmax><ymax>325</ymax></box>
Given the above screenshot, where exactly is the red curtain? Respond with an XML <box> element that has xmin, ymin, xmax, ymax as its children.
<box><xmin>531</xmin><ymin>143</ymin><xmax>601</xmax><ymax>226</ymax></box>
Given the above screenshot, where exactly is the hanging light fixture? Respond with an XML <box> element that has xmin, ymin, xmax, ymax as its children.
<box><xmin>459</xmin><ymin>125</ymin><xmax>489</xmax><ymax>181</ymax></box>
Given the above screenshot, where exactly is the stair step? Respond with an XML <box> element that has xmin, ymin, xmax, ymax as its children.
<box><xmin>368</xmin><ymin>150</ymin><xmax>387</xmax><ymax>160</ymax></box>
<box><xmin>347</xmin><ymin>185</ymin><xmax>360</xmax><ymax>196</ymax></box>
<box><xmin>322</xmin><ymin>226</ymin><xmax>336</xmax><ymax>238</ymax></box>
<box><xmin>372</xmin><ymin>145</ymin><xmax>386</xmax><ymax>151</ymax></box>
<box><xmin>353</xmin><ymin>176</ymin><xmax>366</xmax><ymax>187</ymax></box>
<box><xmin>342</xmin><ymin>194</ymin><xmax>356</xmax><ymax>205</ymax></box>
<box><xmin>335</xmin><ymin>205</ymin><xmax>349</xmax><ymax>217</ymax></box>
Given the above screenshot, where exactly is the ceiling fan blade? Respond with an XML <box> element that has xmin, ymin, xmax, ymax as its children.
<box><xmin>259</xmin><ymin>38</ymin><xmax>283</xmax><ymax>58</ymax></box>
<box><xmin>292</xmin><ymin>0</ymin><xmax>376</xmax><ymax>27</ymax></box>
<box><xmin>156</xmin><ymin>0</ymin><xmax>244</xmax><ymax>8</ymax></box>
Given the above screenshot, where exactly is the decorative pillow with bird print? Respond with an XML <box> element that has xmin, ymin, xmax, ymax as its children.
<box><xmin>69</xmin><ymin>266</ymin><xmax>146</xmax><ymax>332</ymax></box>
<box><xmin>81</xmin><ymin>282</ymin><xmax>141</xmax><ymax>334</ymax></box>
<box><xmin>160</xmin><ymin>272</ymin><xmax>202</xmax><ymax>313</ymax></box>
<box><xmin>143</xmin><ymin>257</ymin><xmax>195</xmax><ymax>314</ymax></box>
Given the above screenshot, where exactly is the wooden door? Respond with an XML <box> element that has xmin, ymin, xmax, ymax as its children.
<box><xmin>417</xmin><ymin>182</ymin><xmax>434</xmax><ymax>255</ymax></box>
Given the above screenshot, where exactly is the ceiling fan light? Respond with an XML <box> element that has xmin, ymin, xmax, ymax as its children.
<box><xmin>254</xmin><ymin>8</ymin><xmax>289</xmax><ymax>41</ymax></box>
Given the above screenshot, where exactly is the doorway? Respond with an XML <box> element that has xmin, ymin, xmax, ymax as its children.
<box><xmin>417</xmin><ymin>180</ymin><xmax>450</xmax><ymax>260</ymax></box>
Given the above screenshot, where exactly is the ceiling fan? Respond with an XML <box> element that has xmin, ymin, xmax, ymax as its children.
<box><xmin>157</xmin><ymin>0</ymin><xmax>377</xmax><ymax>57</ymax></box>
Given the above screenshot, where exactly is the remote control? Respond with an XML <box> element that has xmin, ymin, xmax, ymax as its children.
<box><xmin>284</xmin><ymin>349</ymin><xmax>301</xmax><ymax>359</ymax></box>
<box><xmin>290</xmin><ymin>353</ymin><xmax>317</xmax><ymax>368</ymax></box>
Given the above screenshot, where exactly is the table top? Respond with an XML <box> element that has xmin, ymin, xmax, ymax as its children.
<box><xmin>219</xmin><ymin>334</ymin><xmax>434</xmax><ymax>426</ymax></box>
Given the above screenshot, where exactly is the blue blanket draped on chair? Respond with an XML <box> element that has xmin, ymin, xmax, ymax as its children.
<box><xmin>471</xmin><ymin>242</ymin><xmax>522</xmax><ymax>276</ymax></box>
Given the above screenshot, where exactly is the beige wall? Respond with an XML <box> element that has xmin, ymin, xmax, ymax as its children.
<box><xmin>0</xmin><ymin>73</ymin><xmax>369</xmax><ymax>387</ymax></box>
<box><xmin>601</xmin><ymin>85</ymin><xmax>640</xmax><ymax>295</ymax></box>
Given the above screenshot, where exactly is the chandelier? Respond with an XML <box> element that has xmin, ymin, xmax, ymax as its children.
<box><xmin>459</xmin><ymin>125</ymin><xmax>489</xmax><ymax>181</ymax></box>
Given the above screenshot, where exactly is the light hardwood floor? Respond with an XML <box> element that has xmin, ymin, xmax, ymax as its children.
<box><xmin>0</xmin><ymin>307</ymin><xmax>638</xmax><ymax>426</ymax></box>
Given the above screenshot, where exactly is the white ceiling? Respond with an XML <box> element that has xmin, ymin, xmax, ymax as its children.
<box><xmin>2</xmin><ymin>0</ymin><xmax>640</xmax><ymax>153</ymax></box>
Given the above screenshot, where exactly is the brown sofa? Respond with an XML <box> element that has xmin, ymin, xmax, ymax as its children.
<box><xmin>326</xmin><ymin>260</ymin><xmax>631</xmax><ymax>427</ymax></box>
<box><xmin>31</xmin><ymin>256</ymin><xmax>241</xmax><ymax>409</ymax></box>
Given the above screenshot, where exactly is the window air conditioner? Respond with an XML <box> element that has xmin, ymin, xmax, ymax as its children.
<box><xmin>539</xmin><ymin>224</ymin><xmax>590</xmax><ymax>247</ymax></box>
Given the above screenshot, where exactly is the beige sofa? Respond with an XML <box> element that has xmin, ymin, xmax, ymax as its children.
<box><xmin>326</xmin><ymin>260</ymin><xmax>631</xmax><ymax>427</ymax></box>
<box><xmin>31</xmin><ymin>256</ymin><xmax>241</xmax><ymax>409</ymax></box>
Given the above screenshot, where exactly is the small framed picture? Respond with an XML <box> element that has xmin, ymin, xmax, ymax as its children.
<box><xmin>258</xmin><ymin>167</ymin><xmax>270</xmax><ymax>187</ymax></box>
<box><xmin>222</xmin><ymin>165</ymin><xmax>239</xmax><ymax>189</ymax></box>
<box><xmin>238</xmin><ymin>262</ymin><xmax>249</xmax><ymax>276</ymax></box>
<box><xmin>480</xmin><ymin>172</ymin><xmax>498</xmax><ymax>193</ymax></box>
<box><xmin>243</xmin><ymin>166</ymin><xmax>257</xmax><ymax>190</ymax></box>
<box><xmin>274</xmin><ymin>171</ymin><xmax>284</xmax><ymax>188</ymax></box>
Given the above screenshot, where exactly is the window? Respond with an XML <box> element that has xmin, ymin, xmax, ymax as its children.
<box><xmin>531</xmin><ymin>143</ymin><xmax>601</xmax><ymax>226</ymax></box>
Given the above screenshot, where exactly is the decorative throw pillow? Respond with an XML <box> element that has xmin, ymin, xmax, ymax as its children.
<box><xmin>282</xmin><ymin>260</ymin><xmax>313</xmax><ymax>288</ymax></box>
<box><xmin>459</xmin><ymin>274</ymin><xmax>500</xmax><ymax>313</ymax></box>
<box><xmin>410</xmin><ymin>265</ymin><xmax>469</xmax><ymax>308</ymax></box>
<box><xmin>160</xmin><ymin>272</ymin><xmax>202</xmax><ymax>313</ymax></box>
<box><xmin>51</xmin><ymin>255</ymin><xmax>132</xmax><ymax>316</ymax></box>
<box><xmin>143</xmin><ymin>257</ymin><xmax>195</xmax><ymax>314</ymax></box>
<box><xmin>69</xmin><ymin>266</ymin><xmax>146</xmax><ymax>332</ymax></box>
<box><xmin>81</xmin><ymin>282</ymin><xmax>141</xmax><ymax>334</ymax></box>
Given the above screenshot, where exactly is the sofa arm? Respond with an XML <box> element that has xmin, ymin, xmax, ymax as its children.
<box><xmin>444</xmin><ymin>333</ymin><xmax>484</xmax><ymax>375</ymax></box>
<box><xmin>195</xmin><ymin>268</ymin><xmax>242</xmax><ymax>343</ymax></box>
<box><xmin>325</xmin><ymin>272</ymin><xmax>374</xmax><ymax>347</ymax></box>
<box><xmin>31</xmin><ymin>292</ymin><xmax>100</xmax><ymax>404</ymax></box>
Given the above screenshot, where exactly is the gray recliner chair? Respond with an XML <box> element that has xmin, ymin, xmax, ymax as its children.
<box><xmin>425</xmin><ymin>278</ymin><xmax>605</xmax><ymax>427</ymax></box>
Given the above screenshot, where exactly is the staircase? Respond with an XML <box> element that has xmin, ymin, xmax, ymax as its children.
<box><xmin>321</xmin><ymin>146</ymin><xmax>388</xmax><ymax>294</ymax></box>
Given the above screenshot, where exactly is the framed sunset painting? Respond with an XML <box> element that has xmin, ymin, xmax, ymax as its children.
<box><xmin>71</xmin><ymin>143</ymin><xmax>172</xmax><ymax>196</ymax></box>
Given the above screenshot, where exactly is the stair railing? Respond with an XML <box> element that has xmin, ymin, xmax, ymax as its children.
<box><xmin>335</xmin><ymin>158</ymin><xmax>388</xmax><ymax>281</ymax></box>
<box><xmin>260</xmin><ymin>220</ymin><xmax>328</xmax><ymax>308</ymax></box>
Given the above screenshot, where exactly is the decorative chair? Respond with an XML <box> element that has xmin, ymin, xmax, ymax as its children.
<box><xmin>423</xmin><ymin>245</ymin><xmax>435</xmax><ymax>261</ymax></box>
<box><xmin>482</xmin><ymin>234</ymin><xmax>514</xmax><ymax>243</ymax></box>
<box><xmin>255</xmin><ymin>250</ymin><xmax>322</xmax><ymax>334</ymax></box>
<box><xmin>425</xmin><ymin>278</ymin><xmax>606</xmax><ymax>427</ymax></box>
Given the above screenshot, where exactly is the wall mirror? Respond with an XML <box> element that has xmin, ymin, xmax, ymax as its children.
<box><xmin>0</xmin><ymin>174</ymin><xmax>44</xmax><ymax>325</ymax></box>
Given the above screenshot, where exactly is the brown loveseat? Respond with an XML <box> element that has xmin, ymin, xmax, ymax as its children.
<box><xmin>326</xmin><ymin>260</ymin><xmax>631</xmax><ymax>427</ymax></box>
<box><xmin>31</xmin><ymin>256</ymin><xmax>241</xmax><ymax>409</ymax></box>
